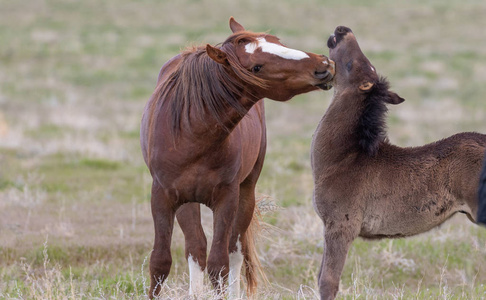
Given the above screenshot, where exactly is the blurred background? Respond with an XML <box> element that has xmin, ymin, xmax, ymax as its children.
<box><xmin>1</xmin><ymin>0</ymin><xmax>486</xmax><ymax>298</ymax></box>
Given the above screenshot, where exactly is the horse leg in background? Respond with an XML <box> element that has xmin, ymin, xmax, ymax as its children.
<box><xmin>318</xmin><ymin>223</ymin><xmax>359</xmax><ymax>300</ymax></box>
<box><xmin>176</xmin><ymin>203</ymin><xmax>207</xmax><ymax>295</ymax></box>
<box><xmin>149</xmin><ymin>182</ymin><xmax>177</xmax><ymax>299</ymax></box>
<box><xmin>207</xmin><ymin>184</ymin><xmax>239</xmax><ymax>294</ymax></box>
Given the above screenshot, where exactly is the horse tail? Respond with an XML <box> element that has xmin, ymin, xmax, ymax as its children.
<box><xmin>242</xmin><ymin>204</ymin><xmax>268</xmax><ymax>297</ymax></box>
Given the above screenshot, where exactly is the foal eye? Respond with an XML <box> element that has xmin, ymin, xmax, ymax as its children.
<box><xmin>252</xmin><ymin>65</ymin><xmax>262</xmax><ymax>73</ymax></box>
<box><xmin>346</xmin><ymin>60</ymin><xmax>353</xmax><ymax>71</ymax></box>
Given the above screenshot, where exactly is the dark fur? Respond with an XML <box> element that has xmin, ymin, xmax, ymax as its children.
<box><xmin>356</xmin><ymin>77</ymin><xmax>389</xmax><ymax>156</ymax></box>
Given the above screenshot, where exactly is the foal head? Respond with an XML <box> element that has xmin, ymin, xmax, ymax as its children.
<box><xmin>327</xmin><ymin>26</ymin><xmax>379</xmax><ymax>93</ymax></box>
<box><xmin>206</xmin><ymin>17</ymin><xmax>335</xmax><ymax>101</ymax></box>
<box><xmin>327</xmin><ymin>26</ymin><xmax>405</xmax><ymax>156</ymax></box>
<box><xmin>328</xmin><ymin>26</ymin><xmax>401</xmax><ymax>103</ymax></box>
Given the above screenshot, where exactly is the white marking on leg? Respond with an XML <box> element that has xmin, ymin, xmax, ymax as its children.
<box><xmin>188</xmin><ymin>254</ymin><xmax>204</xmax><ymax>296</ymax></box>
<box><xmin>228</xmin><ymin>236</ymin><xmax>244</xmax><ymax>299</ymax></box>
<box><xmin>245</xmin><ymin>37</ymin><xmax>309</xmax><ymax>60</ymax></box>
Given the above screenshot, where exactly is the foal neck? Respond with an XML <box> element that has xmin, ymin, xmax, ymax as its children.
<box><xmin>317</xmin><ymin>78</ymin><xmax>390</xmax><ymax>158</ymax></box>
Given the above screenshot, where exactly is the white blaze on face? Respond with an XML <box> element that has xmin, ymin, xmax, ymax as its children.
<box><xmin>228</xmin><ymin>236</ymin><xmax>244</xmax><ymax>298</ymax></box>
<box><xmin>188</xmin><ymin>254</ymin><xmax>204</xmax><ymax>296</ymax></box>
<box><xmin>245</xmin><ymin>37</ymin><xmax>310</xmax><ymax>60</ymax></box>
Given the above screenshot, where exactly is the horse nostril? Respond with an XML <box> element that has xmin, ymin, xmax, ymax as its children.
<box><xmin>315</xmin><ymin>70</ymin><xmax>330</xmax><ymax>80</ymax></box>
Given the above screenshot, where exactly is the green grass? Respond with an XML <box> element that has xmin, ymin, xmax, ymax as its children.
<box><xmin>1</xmin><ymin>0</ymin><xmax>486</xmax><ymax>299</ymax></box>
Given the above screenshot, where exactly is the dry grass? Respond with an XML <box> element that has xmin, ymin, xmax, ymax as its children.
<box><xmin>1</xmin><ymin>0</ymin><xmax>486</xmax><ymax>299</ymax></box>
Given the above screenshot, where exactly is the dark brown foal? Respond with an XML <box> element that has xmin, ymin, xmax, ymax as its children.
<box><xmin>311</xmin><ymin>26</ymin><xmax>486</xmax><ymax>299</ymax></box>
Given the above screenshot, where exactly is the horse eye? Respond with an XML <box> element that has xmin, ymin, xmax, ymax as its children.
<box><xmin>252</xmin><ymin>65</ymin><xmax>262</xmax><ymax>73</ymax></box>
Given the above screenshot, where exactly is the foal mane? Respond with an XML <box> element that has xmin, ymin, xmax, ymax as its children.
<box><xmin>356</xmin><ymin>76</ymin><xmax>391</xmax><ymax>156</ymax></box>
<box><xmin>152</xmin><ymin>31</ymin><xmax>268</xmax><ymax>135</ymax></box>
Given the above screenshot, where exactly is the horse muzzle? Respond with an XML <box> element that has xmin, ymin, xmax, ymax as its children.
<box><xmin>315</xmin><ymin>59</ymin><xmax>335</xmax><ymax>90</ymax></box>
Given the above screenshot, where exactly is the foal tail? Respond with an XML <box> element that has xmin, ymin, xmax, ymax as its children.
<box><xmin>477</xmin><ymin>153</ymin><xmax>486</xmax><ymax>225</ymax></box>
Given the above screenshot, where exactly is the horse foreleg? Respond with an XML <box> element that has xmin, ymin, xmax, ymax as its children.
<box><xmin>318</xmin><ymin>224</ymin><xmax>357</xmax><ymax>300</ymax></box>
<box><xmin>149</xmin><ymin>183</ymin><xmax>177</xmax><ymax>299</ymax></box>
<box><xmin>176</xmin><ymin>203</ymin><xmax>207</xmax><ymax>296</ymax></box>
<box><xmin>207</xmin><ymin>185</ymin><xmax>239</xmax><ymax>295</ymax></box>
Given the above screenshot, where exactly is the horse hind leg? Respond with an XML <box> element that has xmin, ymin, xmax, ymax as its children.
<box><xmin>228</xmin><ymin>234</ymin><xmax>245</xmax><ymax>298</ymax></box>
<box><xmin>149</xmin><ymin>183</ymin><xmax>177</xmax><ymax>299</ymax></box>
<box><xmin>207</xmin><ymin>185</ymin><xmax>239</xmax><ymax>295</ymax></box>
<box><xmin>176</xmin><ymin>203</ymin><xmax>207</xmax><ymax>296</ymax></box>
<box><xmin>228</xmin><ymin>179</ymin><xmax>263</xmax><ymax>298</ymax></box>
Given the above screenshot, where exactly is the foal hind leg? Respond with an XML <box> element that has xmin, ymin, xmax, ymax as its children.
<box><xmin>149</xmin><ymin>182</ymin><xmax>177</xmax><ymax>299</ymax></box>
<box><xmin>176</xmin><ymin>203</ymin><xmax>207</xmax><ymax>295</ymax></box>
<box><xmin>207</xmin><ymin>184</ymin><xmax>239</xmax><ymax>294</ymax></box>
<box><xmin>318</xmin><ymin>223</ymin><xmax>359</xmax><ymax>300</ymax></box>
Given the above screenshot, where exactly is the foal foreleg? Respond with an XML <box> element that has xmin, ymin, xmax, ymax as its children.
<box><xmin>149</xmin><ymin>183</ymin><xmax>177</xmax><ymax>299</ymax></box>
<box><xmin>176</xmin><ymin>203</ymin><xmax>207</xmax><ymax>296</ymax></box>
<box><xmin>319</xmin><ymin>224</ymin><xmax>358</xmax><ymax>300</ymax></box>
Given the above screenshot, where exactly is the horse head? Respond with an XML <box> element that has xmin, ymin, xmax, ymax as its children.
<box><xmin>206</xmin><ymin>17</ymin><xmax>335</xmax><ymax>101</ymax></box>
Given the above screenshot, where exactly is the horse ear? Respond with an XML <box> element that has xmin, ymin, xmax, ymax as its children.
<box><xmin>359</xmin><ymin>82</ymin><xmax>374</xmax><ymax>91</ymax></box>
<box><xmin>386</xmin><ymin>91</ymin><xmax>405</xmax><ymax>105</ymax></box>
<box><xmin>206</xmin><ymin>44</ymin><xmax>228</xmax><ymax>65</ymax></box>
<box><xmin>229</xmin><ymin>17</ymin><xmax>245</xmax><ymax>33</ymax></box>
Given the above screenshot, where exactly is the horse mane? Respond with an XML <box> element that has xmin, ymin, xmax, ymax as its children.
<box><xmin>356</xmin><ymin>76</ymin><xmax>391</xmax><ymax>156</ymax></box>
<box><xmin>152</xmin><ymin>31</ymin><xmax>269</xmax><ymax>135</ymax></box>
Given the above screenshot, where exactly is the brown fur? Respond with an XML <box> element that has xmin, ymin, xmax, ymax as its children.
<box><xmin>140</xmin><ymin>17</ymin><xmax>335</xmax><ymax>298</ymax></box>
<box><xmin>311</xmin><ymin>26</ymin><xmax>486</xmax><ymax>300</ymax></box>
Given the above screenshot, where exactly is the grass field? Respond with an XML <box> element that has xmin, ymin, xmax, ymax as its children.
<box><xmin>1</xmin><ymin>0</ymin><xmax>486</xmax><ymax>299</ymax></box>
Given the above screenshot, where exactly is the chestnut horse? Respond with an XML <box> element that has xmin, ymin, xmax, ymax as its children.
<box><xmin>140</xmin><ymin>18</ymin><xmax>334</xmax><ymax>298</ymax></box>
<box><xmin>311</xmin><ymin>26</ymin><xmax>486</xmax><ymax>300</ymax></box>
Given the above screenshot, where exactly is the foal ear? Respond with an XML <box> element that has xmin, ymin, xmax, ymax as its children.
<box><xmin>229</xmin><ymin>17</ymin><xmax>245</xmax><ymax>33</ymax></box>
<box><xmin>206</xmin><ymin>44</ymin><xmax>228</xmax><ymax>65</ymax></box>
<box><xmin>386</xmin><ymin>91</ymin><xmax>405</xmax><ymax>105</ymax></box>
<box><xmin>359</xmin><ymin>82</ymin><xmax>374</xmax><ymax>91</ymax></box>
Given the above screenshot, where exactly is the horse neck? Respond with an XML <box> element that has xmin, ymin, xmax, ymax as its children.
<box><xmin>182</xmin><ymin>94</ymin><xmax>258</xmax><ymax>139</ymax></box>
<box><xmin>162</xmin><ymin>49</ymin><xmax>263</xmax><ymax>140</ymax></box>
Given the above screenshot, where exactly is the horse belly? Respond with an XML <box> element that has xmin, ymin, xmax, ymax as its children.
<box><xmin>167</xmin><ymin>167</ymin><xmax>237</xmax><ymax>205</ymax></box>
